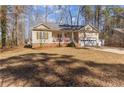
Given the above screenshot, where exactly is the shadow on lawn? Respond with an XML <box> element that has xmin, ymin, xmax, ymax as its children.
<box><xmin>0</xmin><ymin>52</ymin><xmax>124</xmax><ymax>87</ymax></box>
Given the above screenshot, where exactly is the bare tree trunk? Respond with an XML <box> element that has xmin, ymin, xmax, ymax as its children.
<box><xmin>97</xmin><ymin>6</ymin><xmax>101</xmax><ymax>30</ymax></box>
<box><xmin>68</xmin><ymin>8</ymin><xmax>72</xmax><ymax>25</ymax></box>
<box><xmin>19</xmin><ymin>15</ymin><xmax>25</xmax><ymax>46</ymax></box>
<box><xmin>14</xmin><ymin>6</ymin><xmax>24</xmax><ymax>47</ymax></box>
<box><xmin>1</xmin><ymin>6</ymin><xmax>7</xmax><ymax>49</ymax></box>
<box><xmin>76</xmin><ymin>7</ymin><xmax>80</xmax><ymax>26</ymax></box>
<box><xmin>15</xmin><ymin>15</ymin><xmax>19</xmax><ymax>46</ymax></box>
<box><xmin>95</xmin><ymin>6</ymin><xmax>101</xmax><ymax>30</ymax></box>
<box><xmin>45</xmin><ymin>6</ymin><xmax>48</xmax><ymax>23</ymax></box>
<box><xmin>11</xmin><ymin>30</ymin><xmax>14</xmax><ymax>48</ymax></box>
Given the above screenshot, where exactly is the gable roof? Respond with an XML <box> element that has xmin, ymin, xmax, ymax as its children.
<box><xmin>79</xmin><ymin>24</ymin><xmax>99</xmax><ymax>33</ymax></box>
<box><xmin>32</xmin><ymin>22</ymin><xmax>99</xmax><ymax>33</ymax></box>
<box><xmin>32</xmin><ymin>22</ymin><xmax>61</xmax><ymax>31</ymax></box>
<box><xmin>33</xmin><ymin>23</ymin><xmax>50</xmax><ymax>29</ymax></box>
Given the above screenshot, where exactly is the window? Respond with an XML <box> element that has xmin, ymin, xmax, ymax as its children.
<box><xmin>36</xmin><ymin>32</ymin><xmax>41</xmax><ymax>39</ymax></box>
<box><xmin>43</xmin><ymin>32</ymin><xmax>48</xmax><ymax>39</ymax></box>
<box><xmin>36</xmin><ymin>31</ymin><xmax>48</xmax><ymax>39</ymax></box>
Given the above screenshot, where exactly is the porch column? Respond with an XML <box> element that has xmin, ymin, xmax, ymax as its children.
<box><xmin>71</xmin><ymin>32</ymin><xmax>74</xmax><ymax>42</ymax></box>
<box><xmin>62</xmin><ymin>32</ymin><xmax>65</xmax><ymax>42</ymax></box>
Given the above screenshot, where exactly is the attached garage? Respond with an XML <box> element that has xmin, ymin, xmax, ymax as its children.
<box><xmin>78</xmin><ymin>25</ymin><xmax>99</xmax><ymax>47</ymax></box>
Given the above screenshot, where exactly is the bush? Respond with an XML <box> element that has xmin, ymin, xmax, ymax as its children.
<box><xmin>67</xmin><ymin>42</ymin><xmax>75</xmax><ymax>47</ymax></box>
<box><xmin>24</xmin><ymin>44</ymin><xmax>32</xmax><ymax>48</ymax></box>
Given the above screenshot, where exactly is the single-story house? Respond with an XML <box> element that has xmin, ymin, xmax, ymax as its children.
<box><xmin>106</xmin><ymin>28</ymin><xmax>124</xmax><ymax>47</ymax></box>
<box><xmin>32</xmin><ymin>23</ymin><xmax>100</xmax><ymax>48</ymax></box>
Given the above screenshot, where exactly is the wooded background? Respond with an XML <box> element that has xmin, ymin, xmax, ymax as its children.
<box><xmin>0</xmin><ymin>5</ymin><xmax>124</xmax><ymax>49</ymax></box>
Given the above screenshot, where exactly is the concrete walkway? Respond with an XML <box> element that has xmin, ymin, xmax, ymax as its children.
<box><xmin>89</xmin><ymin>47</ymin><xmax>124</xmax><ymax>54</ymax></box>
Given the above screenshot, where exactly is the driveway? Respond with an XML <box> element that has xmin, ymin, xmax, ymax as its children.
<box><xmin>89</xmin><ymin>47</ymin><xmax>124</xmax><ymax>54</ymax></box>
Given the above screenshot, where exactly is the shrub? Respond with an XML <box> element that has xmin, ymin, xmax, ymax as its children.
<box><xmin>24</xmin><ymin>44</ymin><xmax>32</xmax><ymax>48</ymax></box>
<box><xmin>67</xmin><ymin>42</ymin><xmax>75</xmax><ymax>47</ymax></box>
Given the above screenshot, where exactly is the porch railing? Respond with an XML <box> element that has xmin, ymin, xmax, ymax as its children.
<box><xmin>52</xmin><ymin>37</ymin><xmax>71</xmax><ymax>43</ymax></box>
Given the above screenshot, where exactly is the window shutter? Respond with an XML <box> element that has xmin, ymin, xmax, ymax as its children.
<box><xmin>43</xmin><ymin>32</ymin><xmax>45</xmax><ymax>39</ymax></box>
<box><xmin>36</xmin><ymin>32</ymin><xmax>41</xmax><ymax>39</ymax></box>
<box><xmin>36</xmin><ymin>32</ymin><xmax>39</xmax><ymax>39</ymax></box>
<box><xmin>45</xmin><ymin>32</ymin><xmax>48</xmax><ymax>39</ymax></box>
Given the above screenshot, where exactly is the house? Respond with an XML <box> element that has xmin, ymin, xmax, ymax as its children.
<box><xmin>32</xmin><ymin>23</ymin><xmax>100</xmax><ymax>48</ymax></box>
<box><xmin>106</xmin><ymin>28</ymin><xmax>124</xmax><ymax>47</ymax></box>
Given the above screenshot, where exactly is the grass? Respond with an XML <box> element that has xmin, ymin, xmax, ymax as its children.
<box><xmin>0</xmin><ymin>47</ymin><xmax>124</xmax><ymax>87</ymax></box>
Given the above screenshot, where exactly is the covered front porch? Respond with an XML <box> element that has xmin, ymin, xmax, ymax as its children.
<box><xmin>51</xmin><ymin>31</ymin><xmax>78</xmax><ymax>46</ymax></box>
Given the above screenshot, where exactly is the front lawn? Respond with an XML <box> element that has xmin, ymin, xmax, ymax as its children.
<box><xmin>0</xmin><ymin>47</ymin><xmax>124</xmax><ymax>86</ymax></box>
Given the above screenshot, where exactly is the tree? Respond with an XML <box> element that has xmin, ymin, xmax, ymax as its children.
<box><xmin>0</xmin><ymin>6</ymin><xmax>7</xmax><ymax>49</ymax></box>
<box><xmin>94</xmin><ymin>5</ymin><xmax>102</xmax><ymax>30</ymax></box>
<box><xmin>68</xmin><ymin>6</ymin><xmax>73</xmax><ymax>25</ymax></box>
<box><xmin>103</xmin><ymin>6</ymin><xmax>111</xmax><ymax>32</ymax></box>
<box><xmin>112</xmin><ymin>6</ymin><xmax>124</xmax><ymax>28</ymax></box>
<box><xmin>76</xmin><ymin>6</ymin><xmax>81</xmax><ymax>26</ymax></box>
<box><xmin>14</xmin><ymin>5</ymin><xmax>24</xmax><ymax>46</ymax></box>
<box><xmin>80</xmin><ymin>6</ymin><xmax>93</xmax><ymax>24</ymax></box>
<box><xmin>45</xmin><ymin>6</ymin><xmax>48</xmax><ymax>23</ymax></box>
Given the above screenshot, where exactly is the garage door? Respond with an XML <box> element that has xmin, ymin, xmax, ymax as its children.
<box><xmin>80</xmin><ymin>39</ymin><xmax>97</xmax><ymax>47</ymax></box>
